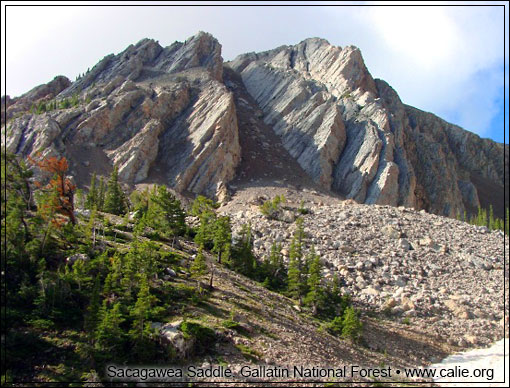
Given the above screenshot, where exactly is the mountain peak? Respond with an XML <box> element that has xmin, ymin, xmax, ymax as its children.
<box><xmin>1</xmin><ymin>32</ymin><xmax>506</xmax><ymax>218</ymax></box>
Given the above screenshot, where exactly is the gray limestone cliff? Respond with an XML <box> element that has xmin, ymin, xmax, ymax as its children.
<box><xmin>228</xmin><ymin>38</ymin><xmax>506</xmax><ymax>217</ymax></box>
<box><xmin>2</xmin><ymin>32</ymin><xmax>240</xmax><ymax>200</ymax></box>
<box><xmin>2</xmin><ymin>33</ymin><xmax>506</xmax><ymax>215</ymax></box>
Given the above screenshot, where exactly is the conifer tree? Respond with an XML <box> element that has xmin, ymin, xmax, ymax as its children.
<box><xmin>192</xmin><ymin>195</ymin><xmax>217</xmax><ymax>249</ymax></box>
<box><xmin>129</xmin><ymin>275</ymin><xmax>158</xmax><ymax>360</ymax></box>
<box><xmin>130</xmin><ymin>276</ymin><xmax>155</xmax><ymax>339</ymax></box>
<box><xmin>266</xmin><ymin>242</ymin><xmax>286</xmax><ymax>290</ymax></box>
<box><xmin>190</xmin><ymin>248</ymin><xmax>207</xmax><ymax>277</ymax></box>
<box><xmin>269</xmin><ymin>242</ymin><xmax>285</xmax><ymax>277</ymax></box>
<box><xmin>341</xmin><ymin>306</ymin><xmax>362</xmax><ymax>343</ymax></box>
<box><xmin>85</xmin><ymin>172</ymin><xmax>97</xmax><ymax>210</ymax></box>
<box><xmin>146</xmin><ymin>185</ymin><xmax>186</xmax><ymax>237</ymax></box>
<box><xmin>103</xmin><ymin>166</ymin><xmax>126</xmax><ymax>215</ymax></box>
<box><xmin>84</xmin><ymin>277</ymin><xmax>101</xmax><ymax>336</ymax></box>
<box><xmin>304</xmin><ymin>246</ymin><xmax>323</xmax><ymax>315</ymax></box>
<box><xmin>75</xmin><ymin>188</ymin><xmax>84</xmax><ymax>209</ymax></box>
<box><xmin>94</xmin><ymin>301</ymin><xmax>125</xmax><ymax>352</ymax></box>
<box><xmin>231</xmin><ymin>223</ymin><xmax>256</xmax><ymax>275</ymax></box>
<box><xmin>287</xmin><ymin>253</ymin><xmax>301</xmax><ymax>300</ymax></box>
<box><xmin>30</xmin><ymin>155</ymin><xmax>77</xmax><ymax>224</ymax></box>
<box><xmin>2</xmin><ymin>152</ymin><xmax>33</xmax><ymax>248</ymax></box>
<box><xmin>97</xmin><ymin>176</ymin><xmax>106</xmax><ymax>211</ymax></box>
<box><xmin>286</xmin><ymin>217</ymin><xmax>306</xmax><ymax>299</ymax></box>
<box><xmin>212</xmin><ymin>216</ymin><xmax>232</xmax><ymax>264</ymax></box>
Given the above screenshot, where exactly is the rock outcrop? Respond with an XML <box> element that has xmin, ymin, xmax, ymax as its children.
<box><xmin>229</xmin><ymin>38</ymin><xmax>506</xmax><ymax>217</ymax></box>
<box><xmin>2</xmin><ymin>32</ymin><xmax>240</xmax><ymax>200</ymax></box>
<box><xmin>2</xmin><ymin>32</ymin><xmax>506</xmax><ymax>215</ymax></box>
<box><xmin>1</xmin><ymin>75</ymin><xmax>71</xmax><ymax>125</ymax></box>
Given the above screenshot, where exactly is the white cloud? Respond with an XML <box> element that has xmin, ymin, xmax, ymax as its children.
<box><xmin>331</xmin><ymin>4</ymin><xmax>506</xmax><ymax>137</ymax></box>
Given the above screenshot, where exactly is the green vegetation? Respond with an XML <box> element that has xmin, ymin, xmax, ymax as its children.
<box><xmin>459</xmin><ymin>205</ymin><xmax>508</xmax><ymax>235</ymax></box>
<box><xmin>298</xmin><ymin>199</ymin><xmax>311</xmax><ymax>215</ymax></box>
<box><xmin>235</xmin><ymin>344</ymin><xmax>261</xmax><ymax>362</ymax></box>
<box><xmin>2</xmin><ymin>151</ymin><xmax>362</xmax><ymax>383</ymax></box>
<box><xmin>179</xmin><ymin>320</ymin><xmax>216</xmax><ymax>354</ymax></box>
<box><xmin>323</xmin><ymin>306</ymin><xmax>363</xmax><ymax>343</ymax></box>
<box><xmin>1</xmin><ymin>152</ymin><xmax>207</xmax><ymax>382</ymax></box>
<box><xmin>29</xmin><ymin>94</ymin><xmax>84</xmax><ymax>116</ymax></box>
<box><xmin>259</xmin><ymin>194</ymin><xmax>286</xmax><ymax>219</ymax></box>
<box><xmin>133</xmin><ymin>185</ymin><xmax>186</xmax><ymax>239</ymax></box>
<box><xmin>103</xmin><ymin>166</ymin><xmax>127</xmax><ymax>215</ymax></box>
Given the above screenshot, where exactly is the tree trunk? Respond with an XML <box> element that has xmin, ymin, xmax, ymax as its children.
<box><xmin>209</xmin><ymin>265</ymin><xmax>215</xmax><ymax>290</ymax></box>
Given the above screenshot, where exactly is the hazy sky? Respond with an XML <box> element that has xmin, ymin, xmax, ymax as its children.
<box><xmin>2</xmin><ymin>1</ymin><xmax>508</xmax><ymax>143</ymax></box>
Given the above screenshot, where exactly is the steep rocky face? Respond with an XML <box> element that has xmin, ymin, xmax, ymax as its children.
<box><xmin>2</xmin><ymin>33</ymin><xmax>506</xmax><ymax>216</ymax></box>
<box><xmin>228</xmin><ymin>38</ymin><xmax>416</xmax><ymax>209</ymax></box>
<box><xmin>228</xmin><ymin>38</ymin><xmax>506</xmax><ymax>218</ymax></box>
<box><xmin>2</xmin><ymin>32</ymin><xmax>240</xmax><ymax>200</ymax></box>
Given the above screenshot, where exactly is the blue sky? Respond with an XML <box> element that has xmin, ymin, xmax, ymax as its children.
<box><xmin>1</xmin><ymin>1</ymin><xmax>508</xmax><ymax>143</ymax></box>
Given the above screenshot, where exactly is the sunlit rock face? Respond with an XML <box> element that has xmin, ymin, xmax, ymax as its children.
<box><xmin>2</xmin><ymin>32</ymin><xmax>240</xmax><ymax>201</ymax></box>
<box><xmin>2</xmin><ymin>32</ymin><xmax>506</xmax><ymax>215</ymax></box>
<box><xmin>229</xmin><ymin>38</ymin><xmax>506</xmax><ymax>217</ymax></box>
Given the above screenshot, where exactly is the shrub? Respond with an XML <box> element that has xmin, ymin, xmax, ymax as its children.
<box><xmin>324</xmin><ymin>316</ymin><xmax>344</xmax><ymax>336</ymax></box>
<box><xmin>259</xmin><ymin>195</ymin><xmax>286</xmax><ymax>219</ymax></box>
<box><xmin>179</xmin><ymin>321</ymin><xmax>216</xmax><ymax>354</ymax></box>
<box><xmin>298</xmin><ymin>200</ymin><xmax>311</xmax><ymax>215</ymax></box>
<box><xmin>341</xmin><ymin>306</ymin><xmax>362</xmax><ymax>343</ymax></box>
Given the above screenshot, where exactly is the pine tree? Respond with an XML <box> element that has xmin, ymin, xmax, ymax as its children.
<box><xmin>287</xmin><ymin>254</ymin><xmax>301</xmax><ymax>300</ymax></box>
<box><xmin>129</xmin><ymin>276</ymin><xmax>158</xmax><ymax>360</ymax></box>
<box><xmin>130</xmin><ymin>276</ymin><xmax>155</xmax><ymax>339</ymax></box>
<box><xmin>190</xmin><ymin>248</ymin><xmax>207</xmax><ymax>277</ymax></box>
<box><xmin>146</xmin><ymin>185</ymin><xmax>186</xmax><ymax>237</ymax></box>
<box><xmin>194</xmin><ymin>210</ymin><xmax>216</xmax><ymax>249</ymax></box>
<box><xmin>103</xmin><ymin>166</ymin><xmax>126</xmax><ymax>215</ymax></box>
<box><xmin>260</xmin><ymin>241</ymin><xmax>285</xmax><ymax>289</ymax></box>
<box><xmin>341</xmin><ymin>306</ymin><xmax>362</xmax><ymax>343</ymax></box>
<box><xmin>304</xmin><ymin>246</ymin><xmax>323</xmax><ymax>315</ymax></box>
<box><xmin>84</xmin><ymin>277</ymin><xmax>101</xmax><ymax>336</ymax></box>
<box><xmin>130</xmin><ymin>188</ymin><xmax>149</xmax><ymax>218</ymax></box>
<box><xmin>35</xmin><ymin>186</ymin><xmax>61</xmax><ymax>253</ymax></box>
<box><xmin>86</xmin><ymin>207</ymin><xmax>97</xmax><ymax>248</ymax></box>
<box><xmin>212</xmin><ymin>216</ymin><xmax>232</xmax><ymax>264</ymax></box>
<box><xmin>2</xmin><ymin>152</ymin><xmax>33</xmax><ymax>248</ymax></box>
<box><xmin>75</xmin><ymin>188</ymin><xmax>84</xmax><ymax>209</ymax></box>
<box><xmin>94</xmin><ymin>301</ymin><xmax>125</xmax><ymax>352</ymax></box>
<box><xmin>286</xmin><ymin>218</ymin><xmax>305</xmax><ymax>299</ymax></box>
<box><xmin>85</xmin><ymin>172</ymin><xmax>97</xmax><ymax>210</ymax></box>
<box><xmin>97</xmin><ymin>176</ymin><xmax>106</xmax><ymax>211</ymax></box>
<box><xmin>192</xmin><ymin>195</ymin><xmax>218</xmax><ymax>249</ymax></box>
<box><xmin>30</xmin><ymin>155</ymin><xmax>77</xmax><ymax>224</ymax></box>
<box><xmin>191</xmin><ymin>195</ymin><xmax>217</xmax><ymax>217</ymax></box>
<box><xmin>489</xmin><ymin>205</ymin><xmax>494</xmax><ymax>230</ymax></box>
<box><xmin>232</xmin><ymin>223</ymin><xmax>256</xmax><ymax>275</ymax></box>
<box><xmin>269</xmin><ymin>242</ymin><xmax>285</xmax><ymax>277</ymax></box>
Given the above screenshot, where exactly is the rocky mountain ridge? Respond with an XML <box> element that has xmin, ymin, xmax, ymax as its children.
<box><xmin>2</xmin><ymin>31</ymin><xmax>507</xmax><ymax>218</ymax></box>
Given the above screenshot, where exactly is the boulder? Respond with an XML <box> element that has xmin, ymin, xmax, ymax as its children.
<box><xmin>157</xmin><ymin>320</ymin><xmax>195</xmax><ymax>358</ymax></box>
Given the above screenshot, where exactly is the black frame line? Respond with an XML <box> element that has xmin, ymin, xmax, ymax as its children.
<box><xmin>1</xmin><ymin>1</ymin><xmax>508</xmax><ymax>385</ymax></box>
